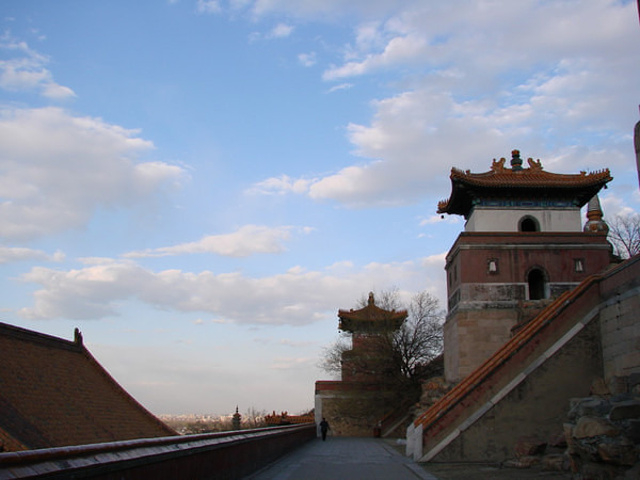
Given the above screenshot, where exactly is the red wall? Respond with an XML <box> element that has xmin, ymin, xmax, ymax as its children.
<box><xmin>446</xmin><ymin>232</ymin><xmax>611</xmax><ymax>290</ymax></box>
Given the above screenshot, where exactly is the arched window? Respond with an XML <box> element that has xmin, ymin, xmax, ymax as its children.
<box><xmin>527</xmin><ymin>268</ymin><xmax>547</xmax><ymax>300</ymax></box>
<box><xmin>519</xmin><ymin>216</ymin><xmax>540</xmax><ymax>232</ymax></box>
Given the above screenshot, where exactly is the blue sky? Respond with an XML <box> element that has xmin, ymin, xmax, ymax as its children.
<box><xmin>1</xmin><ymin>0</ymin><xmax>639</xmax><ymax>416</ymax></box>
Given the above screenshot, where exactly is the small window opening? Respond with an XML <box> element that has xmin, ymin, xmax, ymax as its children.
<box><xmin>488</xmin><ymin>258</ymin><xmax>498</xmax><ymax>274</ymax></box>
<box><xmin>574</xmin><ymin>259</ymin><xmax>584</xmax><ymax>273</ymax></box>
<box><xmin>519</xmin><ymin>216</ymin><xmax>540</xmax><ymax>232</ymax></box>
<box><xmin>528</xmin><ymin>268</ymin><xmax>546</xmax><ymax>300</ymax></box>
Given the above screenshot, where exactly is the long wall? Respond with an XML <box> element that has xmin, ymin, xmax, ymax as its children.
<box><xmin>0</xmin><ymin>424</ymin><xmax>316</xmax><ymax>480</ymax></box>
<box><xmin>598</xmin><ymin>257</ymin><xmax>640</xmax><ymax>382</ymax></box>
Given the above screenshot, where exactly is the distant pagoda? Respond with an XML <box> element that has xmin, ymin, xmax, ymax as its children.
<box><xmin>232</xmin><ymin>406</ymin><xmax>241</xmax><ymax>430</ymax></box>
<box><xmin>338</xmin><ymin>292</ymin><xmax>407</xmax><ymax>383</ymax></box>
<box><xmin>338</xmin><ymin>292</ymin><xmax>407</xmax><ymax>334</ymax></box>
<box><xmin>314</xmin><ymin>293</ymin><xmax>408</xmax><ymax>436</ymax></box>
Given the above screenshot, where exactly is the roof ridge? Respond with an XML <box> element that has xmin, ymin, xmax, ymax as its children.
<box><xmin>438</xmin><ymin>157</ymin><xmax>612</xmax><ymax>216</ymax></box>
<box><xmin>0</xmin><ymin>322</ymin><xmax>82</xmax><ymax>353</ymax></box>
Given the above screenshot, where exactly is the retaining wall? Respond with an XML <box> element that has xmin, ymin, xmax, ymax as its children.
<box><xmin>0</xmin><ymin>424</ymin><xmax>316</xmax><ymax>480</ymax></box>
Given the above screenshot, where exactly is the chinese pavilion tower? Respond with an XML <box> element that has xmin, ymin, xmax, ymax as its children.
<box><xmin>338</xmin><ymin>292</ymin><xmax>407</xmax><ymax>383</ymax></box>
<box><xmin>314</xmin><ymin>293</ymin><xmax>407</xmax><ymax>436</ymax></box>
<box><xmin>437</xmin><ymin>150</ymin><xmax>613</xmax><ymax>382</ymax></box>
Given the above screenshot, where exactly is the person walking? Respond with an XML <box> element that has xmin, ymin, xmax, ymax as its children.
<box><xmin>319</xmin><ymin>418</ymin><xmax>330</xmax><ymax>441</ymax></box>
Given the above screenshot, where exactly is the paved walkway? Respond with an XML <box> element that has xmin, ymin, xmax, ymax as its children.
<box><xmin>244</xmin><ymin>437</ymin><xmax>438</xmax><ymax>480</ymax></box>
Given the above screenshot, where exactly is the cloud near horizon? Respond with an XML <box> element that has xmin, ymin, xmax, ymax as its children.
<box><xmin>123</xmin><ymin>225</ymin><xmax>309</xmax><ymax>258</ymax></box>
<box><xmin>0</xmin><ymin>246</ymin><xmax>65</xmax><ymax>265</ymax></box>
<box><xmin>18</xmin><ymin>253</ymin><xmax>447</xmax><ymax>324</ymax></box>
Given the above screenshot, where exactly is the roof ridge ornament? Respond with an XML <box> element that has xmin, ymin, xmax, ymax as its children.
<box><xmin>510</xmin><ymin>149</ymin><xmax>523</xmax><ymax>171</ymax></box>
<box><xmin>74</xmin><ymin>327</ymin><xmax>83</xmax><ymax>346</ymax></box>
<box><xmin>527</xmin><ymin>157</ymin><xmax>543</xmax><ymax>171</ymax></box>
<box><xmin>491</xmin><ymin>157</ymin><xmax>507</xmax><ymax>172</ymax></box>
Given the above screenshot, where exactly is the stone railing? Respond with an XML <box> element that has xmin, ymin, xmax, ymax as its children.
<box><xmin>378</xmin><ymin>399</ymin><xmax>415</xmax><ymax>438</ymax></box>
<box><xmin>0</xmin><ymin>423</ymin><xmax>316</xmax><ymax>480</ymax></box>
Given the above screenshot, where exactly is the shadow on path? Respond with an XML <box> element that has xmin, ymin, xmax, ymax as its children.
<box><xmin>244</xmin><ymin>437</ymin><xmax>437</xmax><ymax>480</ymax></box>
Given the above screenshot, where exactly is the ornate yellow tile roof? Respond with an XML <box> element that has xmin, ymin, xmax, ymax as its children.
<box><xmin>437</xmin><ymin>150</ymin><xmax>612</xmax><ymax>217</ymax></box>
<box><xmin>338</xmin><ymin>292</ymin><xmax>407</xmax><ymax>333</ymax></box>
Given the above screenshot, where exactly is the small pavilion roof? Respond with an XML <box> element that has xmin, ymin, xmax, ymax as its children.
<box><xmin>338</xmin><ymin>293</ymin><xmax>407</xmax><ymax>333</ymax></box>
<box><xmin>437</xmin><ymin>150</ymin><xmax>612</xmax><ymax>217</ymax></box>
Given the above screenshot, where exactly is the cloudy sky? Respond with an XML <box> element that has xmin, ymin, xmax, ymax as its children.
<box><xmin>1</xmin><ymin>0</ymin><xmax>639</xmax><ymax>416</ymax></box>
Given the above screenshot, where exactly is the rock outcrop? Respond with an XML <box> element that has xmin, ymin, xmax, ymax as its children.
<box><xmin>565</xmin><ymin>377</ymin><xmax>640</xmax><ymax>479</ymax></box>
<box><xmin>499</xmin><ymin>377</ymin><xmax>639</xmax><ymax>479</ymax></box>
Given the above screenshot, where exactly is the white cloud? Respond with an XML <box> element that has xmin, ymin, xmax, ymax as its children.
<box><xmin>0</xmin><ymin>35</ymin><xmax>75</xmax><ymax>99</ymax></box>
<box><xmin>297</xmin><ymin>52</ymin><xmax>316</xmax><ymax>67</ymax></box>
<box><xmin>249</xmin><ymin>23</ymin><xmax>294</xmax><ymax>42</ymax></box>
<box><xmin>248</xmin><ymin>0</ymin><xmax>417</xmax><ymax>19</ymax></box>
<box><xmin>41</xmin><ymin>82</ymin><xmax>76</xmax><ymax>99</ymax></box>
<box><xmin>124</xmin><ymin>225</ymin><xmax>302</xmax><ymax>258</ymax></box>
<box><xmin>250</xmin><ymin>0</ymin><xmax>639</xmax><ymax>208</ymax></box>
<box><xmin>18</xmin><ymin>254</ymin><xmax>447</xmax><ymax>324</ymax></box>
<box><xmin>196</xmin><ymin>0</ymin><xmax>222</xmax><ymax>14</ymax></box>
<box><xmin>268</xmin><ymin>23</ymin><xmax>294</xmax><ymax>38</ymax></box>
<box><xmin>247</xmin><ymin>174</ymin><xmax>312</xmax><ymax>195</ymax></box>
<box><xmin>0</xmin><ymin>107</ymin><xmax>187</xmax><ymax>241</ymax></box>
<box><xmin>0</xmin><ymin>246</ymin><xmax>64</xmax><ymax>265</ymax></box>
<box><xmin>349</xmin><ymin>21</ymin><xmax>386</xmax><ymax>57</ymax></box>
<box><xmin>600</xmin><ymin>193</ymin><xmax>638</xmax><ymax>220</ymax></box>
<box><xmin>133</xmin><ymin>161</ymin><xmax>187</xmax><ymax>195</ymax></box>
<box><xmin>326</xmin><ymin>83</ymin><xmax>353</xmax><ymax>94</ymax></box>
<box><xmin>253</xmin><ymin>88</ymin><xmax>515</xmax><ymax>207</ymax></box>
<box><xmin>323</xmin><ymin>33</ymin><xmax>428</xmax><ymax>81</ymax></box>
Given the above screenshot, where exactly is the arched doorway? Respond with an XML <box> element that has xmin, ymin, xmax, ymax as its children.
<box><xmin>527</xmin><ymin>268</ymin><xmax>547</xmax><ymax>300</ymax></box>
<box><xmin>519</xmin><ymin>216</ymin><xmax>540</xmax><ymax>232</ymax></box>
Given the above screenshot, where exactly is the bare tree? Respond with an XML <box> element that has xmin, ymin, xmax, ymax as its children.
<box><xmin>393</xmin><ymin>290</ymin><xmax>444</xmax><ymax>382</ymax></box>
<box><xmin>319</xmin><ymin>335</ymin><xmax>351</xmax><ymax>378</ymax></box>
<box><xmin>608</xmin><ymin>213</ymin><xmax>640</xmax><ymax>259</ymax></box>
<box><xmin>243</xmin><ymin>407</ymin><xmax>267</xmax><ymax>429</ymax></box>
